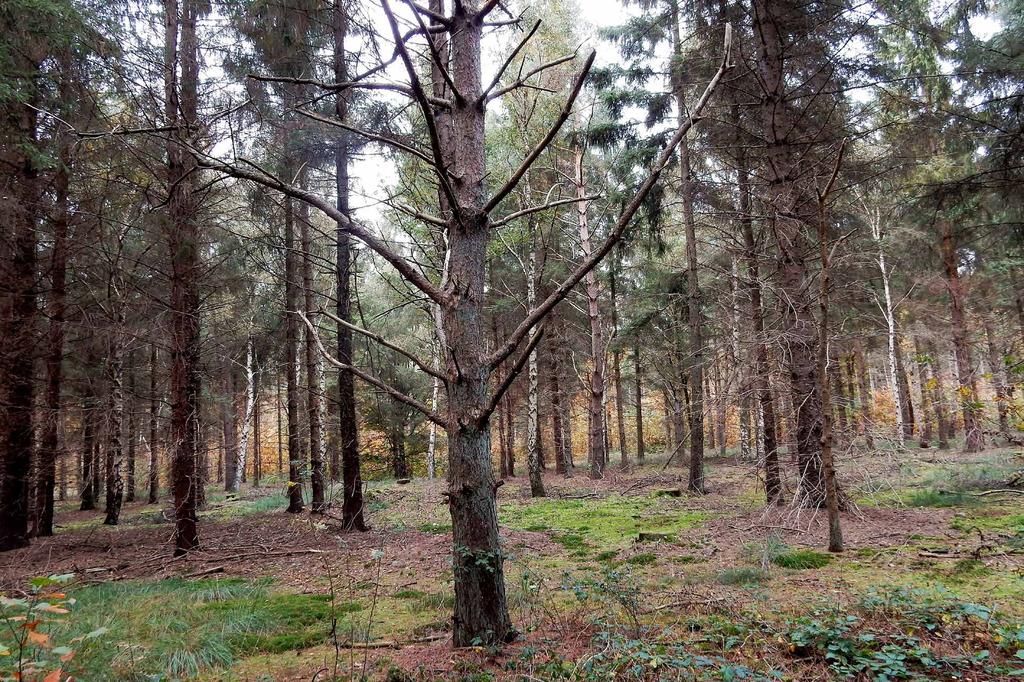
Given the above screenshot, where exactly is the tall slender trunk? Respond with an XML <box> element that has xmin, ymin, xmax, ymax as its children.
<box><xmin>223</xmin><ymin>369</ymin><xmax>238</xmax><ymax>491</ymax></box>
<box><xmin>526</xmin><ymin>237</ymin><xmax>545</xmax><ymax>496</ymax></box>
<box><xmin>164</xmin><ymin>0</ymin><xmax>201</xmax><ymax>555</ymax></box>
<box><xmin>753</xmin><ymin>0</ymin><xmax>828</xmax><ymax>506</ymax></box>
<box><xmin>738</xmin><ymin>143</ymin><xmax>780</xmax><ymax>504</ymax></box>
<box><xmin>928</xmin><ymin>340</ymin><xmax>952</xmax><ymax>448</ymax></box>
<box><xmin>816</xmin><ymin>175</ymin><xmax>843</xmax><ymax>552</ymax></box>
<box><xmin>575</xmin><ymin>145</ymin><xmax>607</xmax><ymax>479</ymax></box>
<box><xmin>913</xmin><ymin>337</ymin><xmax>934</xmax><ymax>446</ymax></box>
<box><xmin>252</xmin><ymin>370</ymin><xmax>261</xmax><ymax>487</ymax></box>
<box><xmin>34</xmin><ymin>105</ymin><xmax>70</xmax><ymax>536</ymax></box>
<box><xmin>940</xmin><ymin>219</ymin><xmax>983</xmax><ymax>452</ymax></box>
<box><xmin>854</xmin><ymin>341</ymin><xmax>874</xmax><ymax>448</ymax></box>
<box><xmin>334</xmin><ymin>0</ymin><xmax>365</xmax><ymax>529</ymax></box>
<box><xmin>633</xmin><ymin>343</ymin><xmax>645</xmax><ymax>461</ymax></box>
<box><xmin>670</xmin><ymin>0</ymin><xmax>705</xmax><ymax>493</ymax></box>
<box><xmin>435</xmin><ymin>5</ymin><xmax>513</xmax><ymax>645</ymax></box>
<box><xmin>148</xmin><ymin>341</ymin><xmax>160</xmax><ymax>504</ymax></box>
<box><xmin>609</xmin><ymin>266</ymin><xmax>628</xmax><ymax>466</ymax></box>
<box><xmin>80</xmin><ymin>371</ymin><xmax>98</xmax><ymax>510</ymax></box>
<box><xmin>894</xmin><ymin>339</ymin><xmax>915</xmax><ymax>440</ymax></box>
<box><xmin>983</xmin><ymin>314</ymin><xmax>1010</xmax><ymax>439</ymax></box>
<box><xmin>277</xmin><ymin>375</ymin><xmax>283</xmax><ymax>473</ymax></box>
<box><xmin>233</xmin><ymin>338</ymin><xmax>254</xmax><ymax>491</ymax></box>
<box><xmin>301</xmin><ymin>197</ymin><xmax>326</xmax><ymax>512</ymax></box>
<box><xmin>126</xmin><ymin>356</ymin><xmax>137</xmax><ymax>503</ymax></box>
<box><xmin>284</xmin><ymin>197</ymin><xmax>304</xmax><ymax>513</ymax></box>
<box><xmin>103</xmin><ymin>326</ymin><xmax>125</xmax><ymax>526</ymax></box>
<box><xmin>871</xmin><ymin>210</ymin><xmax>905</xmax><ymax>444</ymax></box>
<box><xmin>550</xmin><ymin>359</ymin><xmax>567</xmax><ymax>475</ymax></box>
<box><xmin>0</xmin><ymin>70</ymin><xmax>39</xmax><ymax>552</ymax></box>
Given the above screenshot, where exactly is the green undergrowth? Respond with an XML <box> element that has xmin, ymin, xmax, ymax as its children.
<box><xmin>50</xmin><ymin>577</ymin><xmax>359</xmax><ymax>680</ymax></box>
<box><xmin>500</xmin><ymin>495</ymin><xmax>710</xmax><ymax>554</ymax></box>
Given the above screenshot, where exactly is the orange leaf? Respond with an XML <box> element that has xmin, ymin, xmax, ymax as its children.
<box><xmin>43</xmin><ymin>669</ymin><xmax>62</xmax><ymax>682</ymax></box>
<box><xmin>60</xmin><ymin>650</ymin><xmax>74</xmax><ymax>663</ymax></box>
<box><xmin>26</xmin><ymin>630</ymin><xmax>50</xmax><ymax>646</ymax></box>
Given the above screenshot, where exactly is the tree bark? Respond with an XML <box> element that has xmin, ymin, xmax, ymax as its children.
<box><xmin>634</xmin><ymin>343</ymin><xmax>645</xmax><ymax>461</ymax></box>
<box><xmin>334</xmin><ymin>0</ymin><xmax>365</xmax><ymax>529</ymax></box>
<box><xmin>983</xmin><ymin>313</ymin><xmax>1010</xmax><ymax>439</ymax></box>
<box><xmin>148</xmin><ymin>340</ymin><xmax>160</xmax><ymax>504</ymax></box>
<box><xmin>284</xmin><ymin>196</ymin><xmax>305</xmax><ymax>513</ymax></box>
<box><xmin>609</xmin><ymin>266</ymin><xmax>629</xmax><ymax>467</ymax></box>
<box><xmin>126</xmin><ymin>355</ymin><xmax>137</xmax><ymax>503</ymax></box>
<box><xmin>670</xmin><ymin>0</ymin><xmax>705</xmax><ymax>493</ymax></box>
<box><xmin>103</xmin><ymin>326</ymin><xmax>125</xmax><ymax>526</ymax></box>
<box><xmin>301</xmin><ymin>196</ymin><xmax>326</xmax><ymax>512</ymax></box>
<box><xmin>34</xmin><ymin>106</ymin><xmax>70</xmax><ymax>536</ymax></box>
<box><xmin>164</xmin><ymin>0</ymin><xmax>201</xmax><ymax>555</ymax></box>
<box><xmin>574</xmin><ymin>145</ymin><xmax>607</xmax><ymax>479</ymax></box>
<box><xmin>0</xmin><ymin>67</ymin><xmax>39</xmax><ymax>552</ymax></box>
<box><xmin>913</xmin><ymin>337</ymin><xmax>934</xmax><ymax>446</ymax></box>
<box><xmin>753</xmin><ymin>0</ymin><xmax>829</xmax><ymax>507</ymax></box>
<box><xmin>526</xmin><ymin>237</ymin><xmax>545</xmax><ymax>497</ymax></box>
<box><xmin>940</xmin><ymin>219</ymin><xmax>983</xmax><ymax>452</ymax></box>
<box><xmin>737</xmin><ymin>144</ymin><xmax>780</xmax><ymax>504</ymax></box>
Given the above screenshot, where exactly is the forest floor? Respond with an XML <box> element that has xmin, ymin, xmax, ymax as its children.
<box><xmin>2</xmin><ymin>443</ymin><xmax>1023</xmax><ymax>681</ymax></box>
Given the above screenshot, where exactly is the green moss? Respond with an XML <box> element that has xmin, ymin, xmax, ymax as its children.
<box><xmin>500</xmin><ymin>495</ymin><xmax>710</xmax><ymax>550</ymax></box>
<box><xmin>417</xmin><ymin>522</ymin><xmax>452</xmax><ymax>534</ymax></box>
<box><xmin>905</xmin><ymin>489</ymin><xmax>975</xmax><ymax>508</ymax></box>
<box><xmin>394</xmin><ymin>589</ymin><xmax>426</xmax><ymax>599</ymax></box>
<box><xmin>772</xmin><ymin>550</ymin><xmax>832</xmax><ymax>570</ymax></box>
<box><xmin>625</xmin><ymin>552</ymin><xmax>658</xmax><ymax>566</ymax></box>
<box><xmin>594</xmin><ymin>550</ymin><xmax>619</xmax><ymax>562</ymax></box>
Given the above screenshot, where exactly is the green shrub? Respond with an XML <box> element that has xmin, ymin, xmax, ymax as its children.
<box><xmin>624</xmin><ymin>552</ymin><xmax>657</xmax><ymax>566</ymax></box>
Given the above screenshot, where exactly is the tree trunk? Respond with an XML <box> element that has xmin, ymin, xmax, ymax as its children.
<box><xmin>574</xmin><ymin>145</ymin><xmax>607</xmax><ymax>479</ymax></box>
<box><xmin>895</xmin><ymin>339</ymin><xmax>915</xmax><ymax>440</ymax></box>
<box><xmin>753</xmin><ymin>0</ymin><xmax>828</xmax><ymax>507</ymax></box>
<box><xmin>334</xmin><ymin>0</ymin><xmax>365</xmax><ymax>529</ymax></box>
<box><xmin>126</xmin><ymin>356</ymin><xmax>137</xmax><ymax>503</ymax></box>
<box><xmin>913</xmin><ymin>337</ymin><xmax>934</xmax><ymax>446</ymax></box>
<box><xmin>148</xmin><ymin>341</ymin><xmax>160</xmax><ymax>504</ymax></box>
<box><xmin>232</xmin><ymin>338</ymin><xmax>254</xmax><ymax>492</ymax></box>
<box><xmin>854</xmin><ymin>340</ymin><xmax>875</xmax><ymax>448</ymax></box>
<box><xmin>928</xmin><ymin>340</ymin><xmax>952</xmax><ymax>448</ymax></box>
<box><xmin>983</xmin><ymin>314</ymin><xmax>1010</xmax><ymax>439</ymax></box>
<box><xmin>301</xmin><ymin>196</ymin><xmax>326</xmax><ymax>513</ymax></box>
<box><xmin>670</xmin><ymin>0</ymin><xmax>705</xmax><ymax>493</ymax></box>
<box><xmin>436</xmin><ymin>5</ymin><xmax>513</xmax><ymax>646</ymax></box>
<box><xmin>940</xmin><ymin>219</ymin><xmax>983</xmax><ymax>452</ymax></box>
<box><xmin>0</xmin><ymin>76</ymin><xmax>39</xmax><ymax>552</ymax></box>
<box><xmin>252</xmin><ymin>370</ymin><xmax>261</xmax><ymax>487</ymax></box>
<box><xmin>103</xmin><ymin>327</ymin><xmax>125</xmax><ymax>526</ymax></box>
<box><xmin>164</xmin><ymin>0</ymin><xmax>202</xmax><ymax>555</ymax></box>
<box><xmin>550</xmin><ymin>359</ymin><xmax>567</xmax><ymax>475</ymax></box>
<box><xmin>223</xmin><ymin>370</ymin><xmax>238</xmax><ymax>491</ymax></box>
<box><xmin>526</xmin><ymin>240</ymin><xmax>545</xmax><ymax>497</ymax></box>
<box><xmin>609</xmin><ymin>266</ymin><xmax>629</xmax><ymax>467</ymax></box>
<box><xmin>34</xmin><ymin>111</ymin><xmax>70</xmax><ymax>536</ymax></box>
<box><xmin>283</xmin><ymin>197</ymin><xmax>305</xmax><ymax>513</ymax></box>
<box><xmin>737</xmin><ymin>143</ymin><xmax>780</xmax><ymax>504</ymax></box>
<box><xmin>634</xmin><ymin>343</ymin><xmax>645</xmax><ymax>461</ymax></box>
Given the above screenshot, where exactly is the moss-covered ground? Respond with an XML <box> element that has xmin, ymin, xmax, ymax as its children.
<box><xmin>2</xmin><ymin>444</ymin><xmax>1022</xmax><ymax>680</ymax></box>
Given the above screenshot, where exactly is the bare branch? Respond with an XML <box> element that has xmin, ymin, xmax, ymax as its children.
<box><xmin>297</xmin><ymin>311</ymin><xmax>447</xmax><ymax>428</ymax></box>
<box><xmin>491</xmin><ymin>194</ymin><xmax>602</xmax><ymax>228</ymax></box>
<box><xmin>483</xmin><ymin>50</ymin><xmax>596</xmax><ymax>214</ymax></box>
<box><xmin>478</xmin><ymin>326</ymin><xmax>544</xmax><ymax>426</ymax></box>
<box><xmin>481</xmin><ymin>19</ymin><xmax>541</xmax><ymax>101</ymax></box>
<box><xmin>380</xmin><ymin>0</ymin><xmax>461</xmax><ymax>214</ymax></box>
<box><xmin>486</xmin><ymin>52</ymin><xmax>578</xmax><ymax>102</ymax></box>
<box><xmin>194</xmin><ymin>152</ymin><xmax>449</xmax><ymax>306</ymax></box>
<box><xmin>249</xmin><ymin>74</ymin><xmax>451</xmax><ymax>108</ymax></box>
<box><xmin>296</xmin><ymin>108</ymin><xmax>437</xmax><ymax>168</ymax></box>
<box><xmin>488</xmin><ymin>24</ymin><xmax>734</xmax><ymax>369</ymax></box>
<box><xmin>317</xmin><ymin>308</ymin><xmax>446</xmax><ymax>381</ymax></box>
